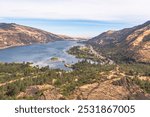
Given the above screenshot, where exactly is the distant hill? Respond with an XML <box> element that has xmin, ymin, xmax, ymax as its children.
<box><xmin>0</xmin><ymin>23</ymin><xmax>73</xmax><ymax>49</ymax></box>
<box><xmin>87</xmin><ymin>21</ymin><xmax>150</xmax><ymax>63</ymax></box>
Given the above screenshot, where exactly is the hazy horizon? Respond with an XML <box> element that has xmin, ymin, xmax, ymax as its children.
<box><xmin>0</xmin><ymin>0</ymin><xmax>150</xmax><ymax>37</ymax></box>
<box><xmin>1</xmin><ymin>18</ymin><xmax>148</xmax><ymax>38</ymax></box>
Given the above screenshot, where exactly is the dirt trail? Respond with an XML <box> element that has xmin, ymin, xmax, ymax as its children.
<box><xmin>74</xmin><ymin>65</ymin><xmax>123</xmax><ymax>99</ymax></box>
<box><xmin>0</xmin><ymin>76</ymin><xmax>37</xmax><ymax>87</ymax></box>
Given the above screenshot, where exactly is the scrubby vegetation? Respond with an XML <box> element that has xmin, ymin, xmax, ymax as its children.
<box><xmin>67</xmin><ymin>46</ymin><xmax>102</xmax><ymax>62</ymax></box>
<box><xmin>0</xmin><ymin>44</ymin><xmax>150</xmax><ymax>100</ymax></box>
<box><xmin>0</xmin><ymin>59</ymin><xmax>149</xmax><ymax>100</ymax></box>
<box><xmin>133</xmin><ymin>78</ymin><xmax>150</xmax><ymax>93</ymax></box>
<box><xmin>119</xmin><ymin>63</ymin><xmax>150</xmax><ymax>76</ymax></box>
<box><xmin>88</xmin><ymin>43</ymin><xmax>136</xmax><ymax>63</ymax></box>
<box><xmin>143</xmin><ymin>35</ymin><xmax>150</xmax><ymax>42</ymax></box>
<box><xmin>0</xmin><ymin>61</ymin><xmax>116</xmax><ymax>99</ymax></box>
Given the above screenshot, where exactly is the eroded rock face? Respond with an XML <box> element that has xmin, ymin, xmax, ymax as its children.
<box><xmin>17</xmin><ymin>84</ymin><xmax>64</xmax><ymax>100</ymax></box>
<box><xmin>71</xmin><ymin>77</ymin><xmax>150</xmax><ymax>100</ymax></box>
<box><xmin>39</xmin><ymin>89</ymin><xmax>64</xmax><ymax>100</ymax></box>
<box><xmin>87</xmin><ymin>21</ymin><xmax>150</xmax><ymax>63</ymax></box>
<box><xmin>0</xmin><ymin>23</ymin><xmax>72</xmax><ymax>49</ymax></box>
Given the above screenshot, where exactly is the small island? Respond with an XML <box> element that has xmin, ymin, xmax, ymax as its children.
<box><xmin>50</xmin><ymin>57</ymin><xmax>59</xmax><ymax>61</ymax></box>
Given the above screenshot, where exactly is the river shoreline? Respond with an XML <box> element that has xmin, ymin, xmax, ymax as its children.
<box><xmin>0</xmin><ymin>39</ymin><xmax>83</xmax><ymax>50</ymax></box>
<box><xmin>0</xmin><ymin>40</ymin><xmax>84</xmax><ymax>70</ymax></box>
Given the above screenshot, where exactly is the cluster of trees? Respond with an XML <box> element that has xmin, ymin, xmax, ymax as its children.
<box><xmin>120</xmin><ymin>63</ymin><xmax>150</xmax><ymax>76</ymax></box>
<box><xmin>133</xmin><ymin>78</ymin><xmax>150</xmax><ymax>93</ymax></box>
<box><xmin>143</xmin><ymin>35</ymin><xmax>150</xmax><ymax>42</ymax></box>
<box><xmin>119</xmin><ymin>63</ymin><xmax>150</xmax><ymax>93</ymax></box>
<box><xmin>0</xmin><ymin>62</ymin><xmax>40</xmax><ymax>83</ymax></box>
<box><xmin>67</xmin><ymin>46</ymin><xmax>101</xmax><ymax>62</ymax></box>
<box><xmin>0</xmin><ymin>60</ymin><xmax>116</xmax><ymax>99</ymax></box>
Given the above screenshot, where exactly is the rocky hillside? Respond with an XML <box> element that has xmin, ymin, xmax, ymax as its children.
<box><xmin>0</xmin><ymin>23</ymin><xmax>73</xmax><ymax>49</ymax></box>
<box><xmin>87</xmin><ymin>21</ymin><xmax>150</xmax><ymax>63</ymax></box>
<box><xmin>15</xmin><ymin>65</ymin><xmax>150</xmax><ymax>100</ymax></box>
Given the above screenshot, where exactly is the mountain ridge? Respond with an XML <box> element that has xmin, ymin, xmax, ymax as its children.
<box><xmin>0</xmin><ymin>23</ymin><xmax>74</xmax><ymax>49</ymax></box>
<box><xmin>87</xmin><ymin>21</ymin><xmax>150</xmax><ymax>63</ymax></box>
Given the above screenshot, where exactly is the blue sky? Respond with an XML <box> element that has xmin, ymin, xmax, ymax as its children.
<box><xmin>0</xmin><ymin>0</ymin><xmax>150</xmax><ymax>37</ymax></box>
<box><xmin>0</xmin><ymin>18</ymin><xmax>135</xmax><ymax>37</ymax></box>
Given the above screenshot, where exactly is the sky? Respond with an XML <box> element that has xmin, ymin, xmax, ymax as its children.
<box><xmin>0</xmin><ymin>0</ymin><xmax>150</xmax><ymax>37</ymax></box>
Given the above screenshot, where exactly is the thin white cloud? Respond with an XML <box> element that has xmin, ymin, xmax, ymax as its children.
<box><xmin>0</xmin><ymin>0</ymin><xmax>150</xmax><ymax>23</ymax></box>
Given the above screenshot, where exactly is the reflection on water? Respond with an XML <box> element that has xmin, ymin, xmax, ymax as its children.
<box><xmin>0</xmin><ymin>40</ymin><xmax>84</xmax><ymax>70</ymax></box>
